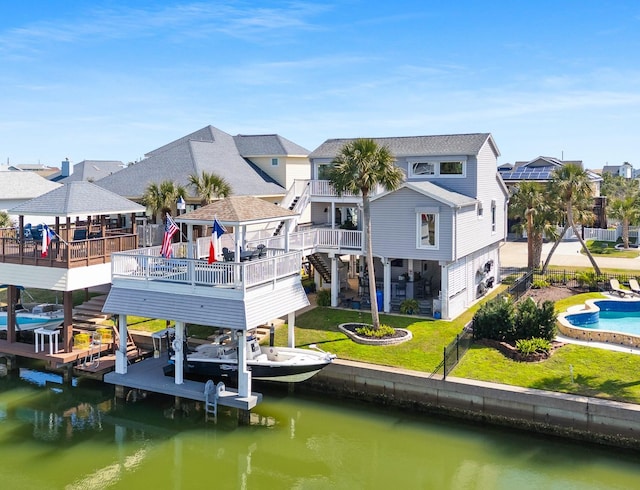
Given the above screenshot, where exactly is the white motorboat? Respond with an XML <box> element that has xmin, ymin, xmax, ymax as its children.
<box><xmin>166</xmin><ymin>333</ymin><xmax>336</xmax><ymax>383</ymax></box>
<box><xmin>0</xmin><ymin>304</ymin><xmax>65</xmax><ymax>331</ymax></box>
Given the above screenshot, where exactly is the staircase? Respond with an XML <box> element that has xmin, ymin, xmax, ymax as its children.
<box><xmin>73</xmin><ymin>295</ymin><xmax>112</xmax><ymax>324</ymax></box>
<box><xmin>273</xmin><ymin>196</ymin><xmax>299</xmax><ymax>236</ymax></box>
<box><xmin>113</xmin><ymin>326</ymin><xmax>142</xmax><ymax>359</ymax></box>
<box><xmin>307</xmin><ymin>253</ymin><xmax>331</xmax><ymax>284</ymax></box>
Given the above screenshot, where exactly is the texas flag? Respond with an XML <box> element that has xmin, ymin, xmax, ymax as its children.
<box><xmin>41</xmin><ymin>225</ymin><xmax>55</xmax><ymax>258</ymax></box>
<box><xmin>208</xmin><ymin>218</ymin><xmax>226</xmax><ymax>264</ymax></box>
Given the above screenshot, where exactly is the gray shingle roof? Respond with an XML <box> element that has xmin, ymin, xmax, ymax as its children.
<box><xmin>0</xmin><ymin>172</ymin><xmax>62</xmax><ymax>199</ymax></box>
<box><xmin>234</xmin><ymin>134</ymin><xmax>309</xmax><ymax>156</ymax></box>
<box><xmin>8</xmin><ymin>181</ymin><xmax>145</xmax><ymax>217</ymax></box>
<box><xmin>309</xmin><ymin>133</ymin><xmax>496</xmax><ymax>159</ymax></box>
<box><xmin>393</xmin><ymin>181</ymin><xmax>478</xmax><ymax>208</ymax></box>
<box><xmin>176</xmin><ymin>195</ymin><xmax>298</xmax><ymax>226</ymax></box>
<box><xmin>58</xmin><ymin>160</ymin><xmax>125</xmax><ymax>183</ymax></box>
<box><xmin>96</xmin><ymin>125</ymin><xmax>287</xmax><ymax>199</ymax></box>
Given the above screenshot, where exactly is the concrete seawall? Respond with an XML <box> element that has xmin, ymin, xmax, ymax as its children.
<box><xmin>303</xmin><ymin>359</ymin><xmax>640</xmax><ymax>449</ymax></box>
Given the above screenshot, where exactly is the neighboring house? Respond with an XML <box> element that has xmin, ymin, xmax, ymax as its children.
<box><xmin>307</xmin><ymin>133</ymin><xmax>508</xmax><ymax>320</ymax></box>
<box><xmin>499</xmin><ymin>156</ymin><xmax>602</xmax><ymax>194</ymax></box>
<box><xmin>96</xmin><ymin>125</ymin><xmax>310</xmax><ymax>210</ymax></box>
<box><xmin>50</xmin><ymin>158</ymin><xmax>126</xmax><ymax>183</ymax></box>
<box><xmin>602</xmin><ymin>162</ymin><xmax>633</xmax><ymax>179</ymax></box>
<box><xmin>0</xmin><ymin>171</ymin><xmax>62</xmax><ymax>225</ymax></box>
<box><xmin>499</xmin><ymin>156</ymin><xmax>606</xmax><ymax>229</ymax></box>
<box><xmin>7</xmin><ymin>162</ymin><xmax>60</xmax><ymax>178</ymax></box>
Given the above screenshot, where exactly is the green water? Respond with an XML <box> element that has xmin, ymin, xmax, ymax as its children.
<box><xmin>1</xmin><ymin>365</ymin><xmax>639</xmax><ymax>489</ymax></box>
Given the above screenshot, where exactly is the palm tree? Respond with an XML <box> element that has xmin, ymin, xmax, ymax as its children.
<box><xmin>142</xmin><ymin>181</ymin><xmax>188</xmax><ymax>223</ymax></box>
<box><xmin>328</xmin><ymin>138</ymin><xmax>405</xmax><ymax>329</ymax></box>
<box><xmin>541</xmin><ymin>164</ymin><xmax>601</xmax><ymax>274</ymax></box>
<box><xmin>602</xmin><ymin>176</ymin><xmax>640</xmax><ymax>249</ymax></box>
<box><xmin>188</xmin><ymin>171</ymin><xmax>231</xmax><ymax>205</ymax></box>
<box><xmin>508</xmin><ymin>182</ymin><xmax>557</xmax><ymax>269</ymax></box>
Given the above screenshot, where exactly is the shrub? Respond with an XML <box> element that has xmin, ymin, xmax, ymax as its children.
<box><xmin>472</xmin><ymin>296</ymin><xmax>516</xmax><ymax>341</ymax></box>
<box><xmin>531</xmin><ymin>278</ymin><xmax>549</xmax><ymax>289</ymax></box>
<box><xmin>515</xmin><ymin>337</ymin><xmax>551</xmax><ymax>355</ymax></box>
<box><xmin>400</xmin><ymin>299</ymin><xmax>420</xmax><ymax>314</ymax></box>
<box><xmin>514</xmin><ymin>298</ymin><xmax>557</xmax><ymax>340</ymax></box>
<box><xmin>316</xmin><ymin>289</ymin><xmax>331</xmax><ymax>306</ymax></box>
<box><xmin>355</xmin><ymin>324</ymin><xmax>396</xmax><ymax>338</ymax></box>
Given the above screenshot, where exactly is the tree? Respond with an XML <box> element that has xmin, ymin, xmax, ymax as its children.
<box><xmin>188</xmin><ymin>171</ymin><xmax>231</xmax><ymax>205</ymax></box>
<box><xmin>508</xmin><ymin>182</ymin><xmax>558</xmax><ymax>269</ymax></box>
<box><xmin>541</xmin><ymin>164</ymin><xmax>601</xmax><ymax>274</ymax></box>
<box><xmin>328</xmin><ymin>138</ymin><xmax>404</xmax><ymax>329</ymax></box>
<box><xmin>142</xmin><ymin>181</ymin><xmax>188</xmax><ymax>223</ymax></box>
<box><xmin>0</xmin><ymin>211</ymin><xmax>13</xmax><ymax>228</ymax></box>
<box><xmin>602</xmin><ymin>176</ymin><xmax>640</xmax><ymax>249</ymax></box>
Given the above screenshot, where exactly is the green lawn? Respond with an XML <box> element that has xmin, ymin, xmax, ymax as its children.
<box><xmin>287</xmin><ymin>289</ymin><xmax>640</xmax><ymax>405</ymax></box>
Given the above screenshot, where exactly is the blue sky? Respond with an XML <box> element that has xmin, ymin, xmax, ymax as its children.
<box><xmin>1</xmin><ymin>1</ymin><xmax>639</xmax><ymax>169</ymax></box>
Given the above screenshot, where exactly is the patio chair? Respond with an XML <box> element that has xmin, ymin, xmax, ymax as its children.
<box><xmin>629</xmin><ymin>278</ymin><xmax>640</xmax><ymax>296</ymax></box>
<box><xmin>222</xmin><ymin>247</ymin><xmax>235</xmax><ymax>262</ymax></box>
<box><xmin>609</xmin><ymin>278</ymin><xmax>630</xmax><ymax>297</ymax></box>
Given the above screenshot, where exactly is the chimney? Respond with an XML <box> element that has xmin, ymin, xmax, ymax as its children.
<box><xmin>61</xmin><ymin>158</ymin><xmax>71</xmax><ymax>177</ymax></box>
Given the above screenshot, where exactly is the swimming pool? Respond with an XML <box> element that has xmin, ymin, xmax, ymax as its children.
<box><xmin>558</xmin><ymin>299</ymin><xmax>640</xmax><ymax>348</ymax></box>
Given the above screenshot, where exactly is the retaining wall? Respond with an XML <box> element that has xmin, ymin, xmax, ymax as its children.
<box><xmin>304</xmin><ymin>359</ymin><xmax>640</xmax><ymax>448</ymax></box>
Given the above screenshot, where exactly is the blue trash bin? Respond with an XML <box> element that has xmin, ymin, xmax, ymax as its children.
<box><xmin>376</xmin><ymin>290</ymin><xmax>383</xmax><ymax>311</ymax></box>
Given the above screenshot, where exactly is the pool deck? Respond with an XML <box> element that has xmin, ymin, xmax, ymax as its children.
<box><xmin>557</xmin><ymin>293</ymin><xmax>640</xmax><ymax>353</ymax></box>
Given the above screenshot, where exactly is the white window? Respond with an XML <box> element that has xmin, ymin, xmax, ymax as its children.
<box><xmin>412</xmin><ymin>162</ymin><xmax>435</xmax><ymax>176</ymax></box>
<box><xmin>271</xmin><ymin>158</ymin><xmax>279</xmax><ymax>166</ymax></box>
<box><xmin>318</xmin><ymin>163</ymin><xmax>333</xmax><ymax>180</ymax></box>
<box><xmin>440</xmin><ymin>161</ymin><xmax>464</xmax><ymax>175</ymax></box>
<box><xmin>416</xmin><ymin>208</ymin><xmax>439</xmax><ymax>249</ymax></box>
<box><xmin>408</xmin><ymin>158</ymin><xmax>466</xmax><ymax>178</ymax></box>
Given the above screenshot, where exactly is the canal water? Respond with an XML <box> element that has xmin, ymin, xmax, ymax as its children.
<box><xmin>0</xmin><ymin>362</ymin><xmax>638</xmax><ymax>489</ymax></box>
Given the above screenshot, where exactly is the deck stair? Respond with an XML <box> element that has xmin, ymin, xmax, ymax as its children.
<box><xmin>273</xmin><ymin>196</ymin><xmax>299</xmax><ymax>236</ymax></box>
<box><xmin>72</xmin><ymin>295</ymin><xmax>111</xmax><ymax>323</ymax></box>
<box><xmin>113</xmin><ymin>325</ymin><xmax>142</xmax><ymax>360</ymax></box>
<box><xmin>307</xmin><ymin>253</ymin><xmax>331</xmax><ymax>284</ymax></box>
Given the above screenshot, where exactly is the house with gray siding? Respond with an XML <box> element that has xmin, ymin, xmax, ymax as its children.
<box><xmin>306</xmin><ymin>133</ymin><xmax>508</xmax><ymax>320</ymax></box>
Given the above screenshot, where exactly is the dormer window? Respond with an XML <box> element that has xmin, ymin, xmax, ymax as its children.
<box><xmin>412</xmin><ymin>162</ymin><xmax>435</xmax><ymax>176</ymax></box>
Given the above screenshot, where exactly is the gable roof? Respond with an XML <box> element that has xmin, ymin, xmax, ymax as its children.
<box><xmin>96</xmin><ymin>125</ymin><xmax>288</xmax><ymax>199</ymax></box>
<box><xmin>373</xmin><ymin>181</ymin><xmax>478</xmax><ymax>208</ymax></box>
<box><xmin>309</xmin><ymin>133</ymin><xmax>498</xmax><ymax>159</ymax></box>
<box><xmin>233</xmin><ymin>134</ymin><xmax>309</xmax><ymax>156</ymax></box>
<box><xmin>0</xmin><ymin>172</ymin><xmax>62</xmax><ymax>200</ymax></box>
<box><xmin>54</xmin><ymin>160</ymin><xmax>126</xmax><ymax>183</ymax></box>
<box><xmin>8</xmin><ymin>181</ymin><xmax>145</xmax><ymax>217</ymax></box>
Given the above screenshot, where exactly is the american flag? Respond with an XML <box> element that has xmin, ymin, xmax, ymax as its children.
<box><xmin>160</xmin><ymin>214</ymin><xmax>179</xmax><ymax>258</ymax></box>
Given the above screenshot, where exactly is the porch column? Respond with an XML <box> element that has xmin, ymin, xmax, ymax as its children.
<box><xmin>383</xmin><ymin>258</ymin><xmax>391</xmax><ymax>313</ymax></box>
<box><xmin>440</xmin><ymin>263</ymin><xmax>449</xmax><ymax>320</ymax></box>
<box><xmin>115</xmin><ymin>313</ymin><xmax>128</xmax><ymax>374</ymax></box>
<box><xmin>330</xmin><ymin>204</ymin><xmax>336</xmax><ymax>229</ymax></box>
<box><xmin>186</xmin><ymin>225</ymin><xmax>194</xmax><ymax>259</ymax></box>
<box><xmin>284</xmin><ymin>221</ymin><xmax>291</xmax><ymax>252</ymax></box>
<box><xmin>6</xmin><ymin>285</ymin><xmax>17</xmax><ymax>344</ymax></box>
<box><xmin>237</xmin><ymin>330</ymin><xmax>251</xmax><ymax>398</ymax></box>
<box><xmin>63</xmin><ymin>291</ymin><xmax>73</xmax><ymax>353</ymax></box>
<box><xmin>174</xmin><ymin>321</ymin><xmax>185</xmax><ymax>385</ymax></box>
<box><xmin>287</xmin><ymin>312</ymin><xmax>295</xmax><ymax>348</ymax></box>
<box><xmin>330</xmin><ymin>253</ymin><xmax>338</xmax><ymax>307</ymax></box>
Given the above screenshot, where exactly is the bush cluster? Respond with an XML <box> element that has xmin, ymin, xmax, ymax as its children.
<box><xmin>472</xmin><ymin>296</ymin><xmax>557</xmax><ymax>342</ymax></box>
<box><xmin>355</xmin><ymin>324</ymin><xmax>396</xmax><ymax>338</ymax></box>
<box><xmin>515</xmin><ymin>337</ymin><xmax>551</xmax><ymax>355</ymax></box>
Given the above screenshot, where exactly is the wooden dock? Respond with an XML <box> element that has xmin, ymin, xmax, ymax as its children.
<box><xmin>103</xmin><ymin>356</ymin><xmax>262</xmax><ymax>411</ymax></box>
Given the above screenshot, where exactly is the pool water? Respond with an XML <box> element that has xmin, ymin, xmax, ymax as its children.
<box><xmin>566</xmin><ymin>300</ymin><xmax>640</xmax><ymax>336</ymax></box>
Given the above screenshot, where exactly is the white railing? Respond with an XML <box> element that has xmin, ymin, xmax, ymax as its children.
<box><xmin>245</xmin><ymin>228</ymin><xmax>363</xmax><ymax>253</ymax></box>
<box><xmin>111</xmin><ymin>249</ymin><xmax>303</xmax><ymax>290</ymax></box>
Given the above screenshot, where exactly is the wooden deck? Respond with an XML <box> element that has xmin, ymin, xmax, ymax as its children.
<box><xmin>103</xmin><ymin>356</ymin><xmax>262</xmax><ymax>410</ymax></box>
<box><xmin>0</xmin><ymin>337</ymin><xmax>113</xmax><ymax>366</ymax></box>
